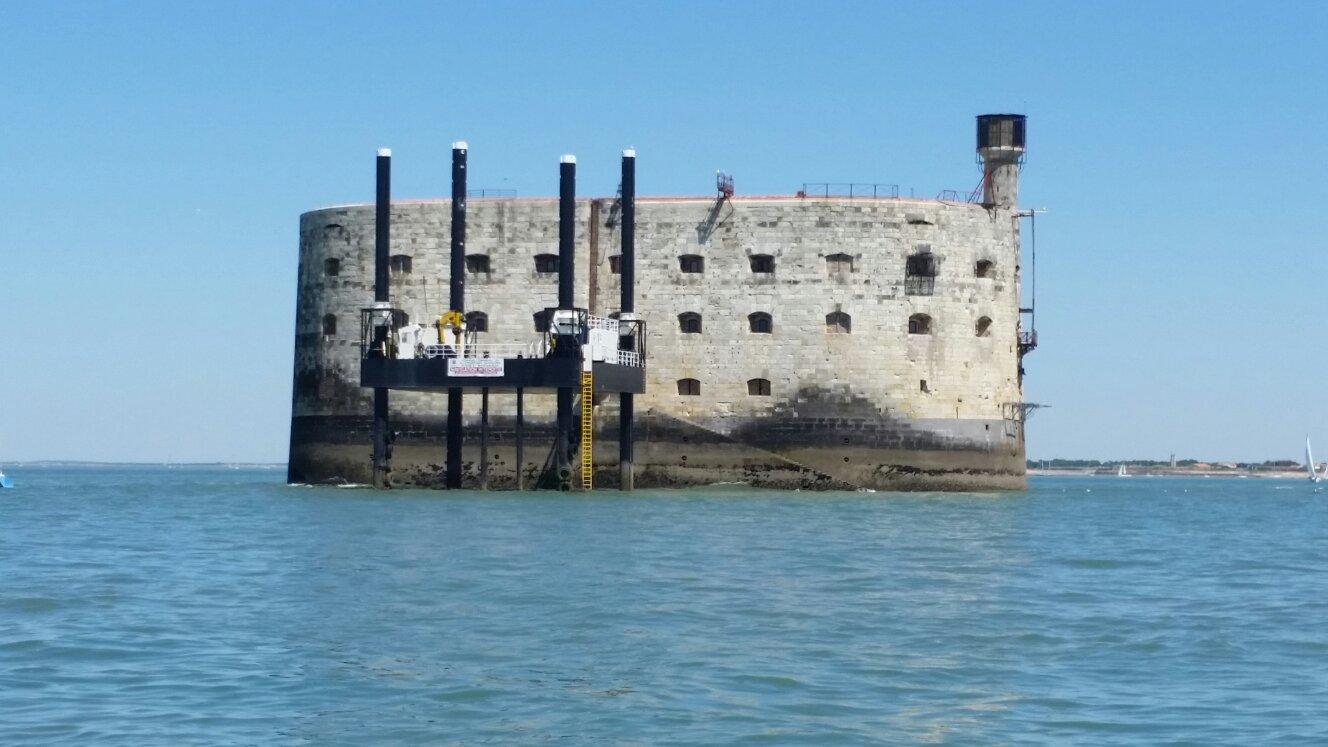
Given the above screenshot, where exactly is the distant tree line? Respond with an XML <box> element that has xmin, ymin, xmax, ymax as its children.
<box><xmin>1028</xmin><ymin>459</ymin><xmax>1301</xmax><ymax>469</ymax></box>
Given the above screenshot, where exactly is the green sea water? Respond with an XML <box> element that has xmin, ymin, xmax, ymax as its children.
<box><xmin>2</xmin><ymin>466</ymin><xmax>1325</xmax><ymax>744</ymax></box>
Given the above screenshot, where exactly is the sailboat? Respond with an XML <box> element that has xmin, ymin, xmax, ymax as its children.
<box><xmin>1117</xmin><ymin>464</ymin><xmax>1129</xmax><ymax>477</ymax></box>
<box><xmin>0</xmin><ymin>468</ymin><xmax>12</xmax><ymax>489</ymax></box>
<box><xmin>1305</xmin><ymin>437</ymin><xmax>1325</xmax><ymax>483</ymax></box>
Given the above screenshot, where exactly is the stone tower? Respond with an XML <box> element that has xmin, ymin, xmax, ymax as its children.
<box><xmin>976</xmin><ymin>114</ymin><xmax>1026</xmax><ymax>208</ymax></box>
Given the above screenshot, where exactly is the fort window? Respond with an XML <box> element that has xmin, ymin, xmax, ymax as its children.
<box><xmin>609</xmin><ymin>254</ymin><xmax>621</xmax><ymax>274</ymax></box>
<box><xmin>825</xmin><ymin>311</ymin><xmax>852</xmax><ymax>334</ymax></box>
<box><xmin>908</xmin><ymin>313</ymin><xmax>933</xmax><ymax>335</ymax></box>
<box><xmin>389</xmin><ymin>254</ymin><xmax>412</xmax><ymax>275</ymax></box>
<box><xmin>747</xmin><ymin>378</ymin><xmax>771</xmax><ymax>396</ymax></box>
<box><xmin>321</xmin><ymin>314</ymin><xmax>337</xmax><ymax>336</ymax></box>
<box><xmin>749</xmin><ymin>254</ymin><xmax>775</xmax><ymax>273</ymax></box>
<box><xmin>466</xmin><ymin>254</ymin><xmax>491</xmax><ymax>274</ymax></box>
<box><xmin>679</xmin><ymin>255</ymin><xmax>704</xmax><ymax>273</ymax></box>
<box><xmin>534</xmin><ymin>254</ymin><xmax>558</xmax><ymax>273</ymax></box>
<box><xmin>678</xmin><ymin>312</ymin><xmax>703</xmax><ymax>334</ymax></box>
<box><xmin>920</xmin><ymin>379</ymin><xmax>930</xmax><ymax>393</ymax></box>
<box><xmin>323</xmin><ymin>258</ymin><xmax>340</xmax><ymax>277</ymax></box>
<box><xmin>466</xmin><ymin>311</ymin><xmax>488</xmax><ymax>333</ymax></box>
<box><xmin>826</xmin><ymin>253</ymin><xmax>854</xmax><ymax>274</ymax></box>
<box><xmin>975</xmin><ymin>316</ymin><xmax>992</xmax><ymax>337</ymax></box>
<box><xmin>975</xmin><ymin>259</ymin><xmax>995</xmax><ymax>278</ymax></box>
<box><xmin>905</xmin><ymin>250</ymin><xmax>937</xmax><ymax>295</ymax></box>
<box><xmin>677</xmin><ymin>378</ymin><xmax>701</xmax><ymax>396</ymax></box>
<box><xmin>533</xmin><ymin>310</ymin><xmax>550</xmax><ymax>332</ymax></box>
<box><xmin>748</xmin><ymin>312</ymin><xmax>773</xmax><ymax>334</ymax></box>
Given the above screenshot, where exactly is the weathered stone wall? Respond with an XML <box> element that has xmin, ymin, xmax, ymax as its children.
<box><xmin>289</xmin><ymin>194</ymin><xmax>1026</xmax><ymax>490</ymax></box>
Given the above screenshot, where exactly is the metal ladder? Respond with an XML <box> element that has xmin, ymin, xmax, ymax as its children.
<box><xmin>579</xmin><ymin>371</ymin><xmax>594</xmax><ymax>490</ymax></box>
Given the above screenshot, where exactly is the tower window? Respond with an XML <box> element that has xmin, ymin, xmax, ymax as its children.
<box><xmin>466</xmin><ymin>254</ymin><xmax>491</xmax><ymax>274</ymax></box>
<box><xmin>908</xmin><ymin>313</ymin><xmax>933</xmax><ymax>335</ymax></box>
<box><xmin>747</xmin><ymin>378</ymin><xmax>771</xmax><ymax>396</ymax></box>
<box><xmin>905</xmin><ymin>249</ymin><xmax>937</xmax><ymax>295</ymax></box>
<box><xmin>678</xmin><ymin>312</ymin><xmax>702</xmax><ymax>334</ymax></box>
<box><xmin>825</xmin><ymin>311</ymin><xmax>851</xmax><ymax>334</ymax></box>
<box><xmin>975</xmin><ymin>316</ymin><xmax>992</xmax><ymax>337</ymax></box>
<box><xmin>677</xmin><ymin>378</ymin><xmax>701</xmax><ymax>396</ymax></box>
<box><xmin>826</xmin><ymin>253</ymin><xmax>854</xmax><ymax>274</ymax></box>
<box><xmin>321</xmin><ymin>314</ymin><xmax>337</xmax><ymax>336</ymax></box>
<box><xmin>533</xmin><ymin>310</ymin><xmax>550</xmax><ymax>332</ymax></box>
<box><xmin>975</xmin><ymin>259</ymin><xmax>995</xmax><ymax>278</ymax></box>
<box><xmin>749</xmin><ymin>254</ymin><xmax>774</xmax><ymax>273</ymax></box>
<box><xmin>323</xmin><ymin>258</ymin><xmax>340</xmax><ymax>277</ymax></box>
<box><xmin>748</xmin><ymin>312</ymin><xmax>773</xmax><ymax>334</ymax></box>
<box><xmin>679</xmin><ymin>255</ymin><xmax>704</xmax><ymax>273</ymax></box>
<box><xmin>389</xmin><ymin>254</ymin><xmax>412</xmax><ymax>275</ymax></box>
<box><xmin>466</xmin><ymin>311</ymin><xmax>488</xmax><ymax>333</ymax></box>
<box><xmin>534</xmin><ymin>254</ymin><xmax>558</xmax><ymax>273</ymax></box>
<box><xmin>609</xmin><ymin>255</ymin><xmax>621</xmax><ymax>274</ymax></box>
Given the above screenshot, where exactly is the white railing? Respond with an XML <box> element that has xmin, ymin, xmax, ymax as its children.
<box><xmin>617</xmin><ymin>350</ymin><xmax>642</xmax><ymax>367</ymax></box>
<box><xmin>420</xmin><ymin>341</ymin><xmax>548</xmax><ymax>360</ymax></box>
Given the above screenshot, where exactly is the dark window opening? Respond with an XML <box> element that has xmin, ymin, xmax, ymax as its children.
<box><xmin>677</xmin><ymin>378</ymin><xmax>701</xmax><ymax>396</ymax></box>
<box><xmin>975</xmin><ymin>316</ymin><xmax>992</xmax><ymax>337</ymax></box>
<box><xmin>466</xmin><ymin>254</ymin><xmax>491</xmax><ymax>274</ymax></box>
<box><xmin>321</xmin><ymin>314</ymin><xmax>337</xmax><ymax>336</ymax></box>
<box><xmin>826</xmin><ymin>253</ymin><xmax>854</xmax><ymax>274</ymax></box>
<box><xmin>747</xmin><ymin>378</ymin><xmax>771</xmax><ymax>396</ymax></box>
<box><xmin>748</xmin><ymin>312</ymin><xmax>773</xmax><ymax>334</ymax></box>
<box><xmin>609</xmin><ymin>255</ymin><xmax>621</xmax><ymax>274</ymax></box>
<box><xmin>678</xmin><ymin>312</ymin><xmax>702</xmax><ymax>334</ymax></box>
<box><xmin>534</xmin><ymin>254</ymin><xmax>559</xmax><ymax>273</ymax></box>
<box><xmin>826</xmin><ymin>311</ymin><xmax>851</xmax><ymax>334</ymax></box>
<box><xmin>392</xmin><ymin>310</ymin><xmax>409</xmax><ymax>327</ymax></box>
<box><xmin>905</xmin><ymin>250</ymin><xmax>937</xmax><ymax>295</ymax></box>
<box><xmin>323</xmin><ymin>258</ymin><xmax>340</xmax><ymax>277</ymax></box>
<box><xmin>909</xmin><ymin>313</ymin><xmax>933</xmax><ymax>335</ymax></box>
<box><xmin>533</xmin><ymin>310</ymin><xmax>551</xmax><ymax>332</ymax></box>
<box><xmin>679</xmin><ymin>255</ymin><xmax>704</xmax><ymax>273</ymax></box>
<box><xmin>389</xmin><ymin>254</ymin><xmax>412</xmax><ymax>275</ymax></box>
<box><xmin>466</xmin><ymin>311</ymin><xmax>488</xmax><ymax>333</ymax></box>
<box><xmin>920</xmin><ymin>379</ymin><xmax>930</xmax><ymax>392</ymax></box>
<box><xmin>749</xmin><ymin>254</ymin><xmax>774</xmax><ymax>273</ymax></box>
<box><xmin>975</xmin><ymin>259</ymin><xmax>995</xmax><ymax>278</ymax></box>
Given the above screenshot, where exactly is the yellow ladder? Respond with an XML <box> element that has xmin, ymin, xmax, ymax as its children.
<box><xmin>579</xmin><ymin>371</ymin><xmax>594</xmax><ymax>490</ymax></box>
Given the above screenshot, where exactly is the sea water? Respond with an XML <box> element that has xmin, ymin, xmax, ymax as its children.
<box><xmin>2</xmin><ymin>466</ymin><xmax>1325</xmax><ymax>744</ymax></box>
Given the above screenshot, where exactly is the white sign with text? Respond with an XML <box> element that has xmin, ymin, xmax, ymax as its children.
<box><xmin>447</xmin><ymin>358</ymin><xmax>505</xmax><ymax>377</ymax></box>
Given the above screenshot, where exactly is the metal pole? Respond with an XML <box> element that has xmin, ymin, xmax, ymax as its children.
<box><xmin>556</xmin><ymin>155</ymin><xmax>576</xmax><ymax>488</ymax></box>
<box><xmin>515</xmin><ymin>387</ymin><xmax>524</xmax><ymax>490</ymax></box>
<box><xmin>479</xmin><ymin>387</ymin><xmax>489</xmax><ymax>490</ymax></box>
<box><xmin>619</xmin><ymin>149</ymin><xmax>636</xmax><ymax>492</ymax></box>
<box><xmin>446</xmin><ymin>141</ymin><xmax>467</xmax><ymax>489</ymax></box>
<box><xmin>371</xmin><ymin>148</ymin><xmax>392</xmax><ymax>489</ymax></box>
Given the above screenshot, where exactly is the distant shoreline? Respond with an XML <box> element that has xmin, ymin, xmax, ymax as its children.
<box><xmin>1029</xmin><ymin>468</ymin><xmax>1306</xmax><ymax>480</ymax></box>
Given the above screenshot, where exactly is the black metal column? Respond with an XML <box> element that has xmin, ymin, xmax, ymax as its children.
<box><xmin>515</xmin><ymin>388</ymin><xmax>525</xmax><ymax>490</ymax></box>
<box><xmin>445</xmin><ymin>142</ymin><xmax>467</xmax><ymax>489</ymax></box>
<box><xmin>479</xmin><ymin>387</ymin><xmax>489</xmax><ymax>490</ymax></box>
<box><xmin>555</xmin><ymin>155</ymin><xmax>576</xmax><ymax>488</ymax></box>
<box><xmin>371</xmin><ymin>148</ymin><xmax>392</xmax><ymax>489</ymax></box>
<box><xmin>618</xmin><ymin>149</ymin><xmax>635</xmax><ymax>491</ymax></box>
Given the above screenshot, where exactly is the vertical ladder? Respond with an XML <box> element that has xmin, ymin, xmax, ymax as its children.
<box><xmin>579</xmin><ymin>371</ymin><xmax>594</xmax><ymax>490</ymax></box>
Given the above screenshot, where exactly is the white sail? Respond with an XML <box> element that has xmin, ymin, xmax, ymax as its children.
<box><xmin>1307</xmin><ymin>437</ymin><xmax>1321</xmax><ymax>483</ymax></box>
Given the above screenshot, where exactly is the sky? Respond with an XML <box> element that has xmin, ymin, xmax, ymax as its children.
<box><xmin>2</xmin><ymin>1</ymin><xmax>1326</xmax><ymax>463</ymax></box>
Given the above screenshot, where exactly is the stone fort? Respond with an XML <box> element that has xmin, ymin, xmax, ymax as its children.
<box><xmin>288</xmin><ymin>114</ymin><xmax>1035</xmax><ymax>490</ymax></box>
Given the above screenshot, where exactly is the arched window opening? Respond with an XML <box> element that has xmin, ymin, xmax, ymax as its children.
<box><xmin>826</xmin><ymin>253</ymin><xmax>854</xmax><ymax>274</ymax></box>
<box><xmin>679</xmin><ymin>254</ymin><xmax>704</xmax><ymax>273</ymax></box>
<box><xmin>908</xmin><ymin>313</ymin><xmax>933</xmax><ymax>335</ymax></box>
<box><xmin>749</xmin><ymin>254</ymin><xmax>774</xmax><ymax>273</ymax></box>
<box><xmin>389</xmin><ymin>254</ymin><xmax>412</xmax><ymax>275</ymax></box>
<box><xmin>466</xmin><ymin>311</ymin><xmax>488</xmax><ymax>333</ymax></box>
<box><xmin>748</xmin><ymin>312</ymin><xmax>773</xmax><ymax>334</ymax></box>
<box><xmin>533</xmin><ymin>310</ymin><xmax>551</xmax><ymax>332</ymax></box>
<box><xmin>534</xmin><ymin>254</ymin><xmax>558</xmax><ymax>273</ymax></box>
<box><xmin>975</xmin><ymin>259</ymin><xmax>995</xmax><ymax>278</ymax></box>
<box><xmin>466</xmin><ymin>254</ymin><xmax>491</xmax><ymax>274</ymax></box>
<box><xmin>975</xmin><ymin>316</ymin><xmax>992</xmax><ymax>337</ymax></box>
<box><xmin>747</xmin><ymin>378</ymin><xmax>771</xmax><ymax>396</ymax></box>
<box><xmin>905</xmin><ymin>249</ymin><xmax>937</xmax><ymax>295</ymax></box>
<box><xmin>825</xmin><ymin>311</ymin><xmax>851</xmax><ymax>334</ymax></box>
<box><xmin>609</xmin><ymin>255</ymin><xmax>622</xmax><ymax>274</ymax></box>
<box><xmin>677</xmin><ymin>378</ymin><xmax>701</xmax><ymax>396</ymax></box>
<box><xmin>323</xmin><ymin>258</ymin><xmax>340</xmax><ymax>277</ymax></box>
<box><xmin>678</xmin><ymin>312</ymin><xmax>702</xmax><ymax>334</ymax></box>
<box><xmin>321</xmin><ymin>314</ymin><xmax>337</xmax><ymax>336</ymax></box>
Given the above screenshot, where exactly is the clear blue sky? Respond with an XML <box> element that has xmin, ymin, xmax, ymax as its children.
<box><xmin>3</xmin><ymin>1</ymin><xmax>1325</xmax><ymax>463</ymax></box>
